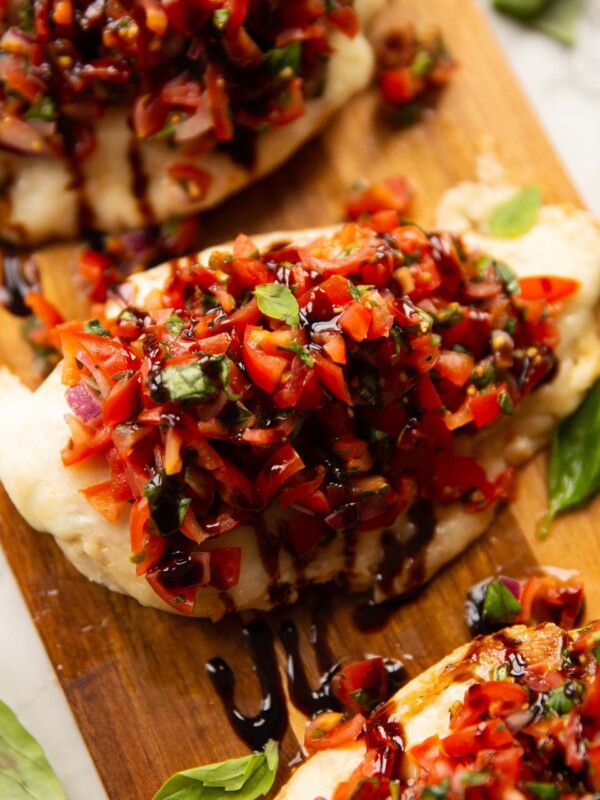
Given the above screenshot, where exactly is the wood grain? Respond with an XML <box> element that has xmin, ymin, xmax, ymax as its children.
<box><xmin>0</xmin><ymin>0</ymin><xmax>597</xmax><ymax>798</ymax></box>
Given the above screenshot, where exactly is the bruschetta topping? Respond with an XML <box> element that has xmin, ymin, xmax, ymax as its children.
<box><xmin>57</xmin><ymin>212</ymin><xmax>573</xmax><ymax>613</ymax></box>
<box><xmin>0</xmin><ymin>0</ymin><xmax>359</xmax><ymax>157</ymax></box>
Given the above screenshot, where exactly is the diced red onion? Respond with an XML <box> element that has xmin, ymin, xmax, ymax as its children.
<box><xmin>174</xmin><ymin>103</ymin><xmax>212</xmax><ymax>142</ymax></box>
<box><xmin>505</xmin><ymin>708</ymin><xmax>535</xmax><ymax>734</ymax></box>
<box><xmin>499</xmin><ymin>576</ymin><xmax>522</xmax><ymax>600</ymax></box>
<box><xmin>66</xmin><ymin>382</ymin><xmax>102</xmax><ymax>424</ymax></box>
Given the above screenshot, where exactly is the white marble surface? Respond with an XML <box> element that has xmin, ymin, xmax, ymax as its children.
<box><xmin>1</xmin><ymin>5</ymin><xmax>599</xmax><ymax>799</ymax></box>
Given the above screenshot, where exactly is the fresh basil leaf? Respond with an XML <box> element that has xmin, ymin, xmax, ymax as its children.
<box><xmin>84</xmin><ymin>319</ymin><xmax>111</xmax><ymax>337</ymax></box>
<box><xmin>461</xmin><ymin>771</ymin><xmax>490</xmax><ymax>787</ymax></box>
<box><xmin>489</xmin><ymin>186</ymin><xmax>541</xmax><ymax>239</ymax></box>
<box><xmin>166</xmin><ymin>314</ymin><xmax>185</xmax><ymax>337</ymax></box>
<box><xmin>540</xmin><ymin>378</ymin><xmax>600</xmax><ymax>537</ymax></box>
<box><xmin>24</xmin><ymin>95</ymin><xmax>57</xmax><ymax>122</ymax></box>
<box><xmin>482</xmin><ymin>579</ymin><xmax>523</xmax><ymax>624</ymax></box>
<box><xmin>422</xmin><ymin>781</ymin><xmax>448</xmax><ymax>800</ymax></box>
<box><xmin>532</xmin><ymin>0</ymin><xmax>583</xmax><ymax>45</ymax></box>
<box><xmin>144</xmin><ymin>471</ymin><xmax>190</xmax><ymax>536</ymax></box>
<box><xmin>494</xmin><ymin>260</ymin><xmax>519</xmax><ymax>295</ymax></box>
<box><xmin>494</xmin><ymin>0</ymin><xmax>551</xmax><ymax>19</ymax></box>
<box><xmin>255</xmin><ymin>284</ymin><xmax>299</xmax><ymax>325</ymax></box>
<box><xmin>153</xmin><ymin>740</ymin><xmax>278</xmax><ymax>800</ymax></box>
<box><xmin>277</xmin><ymin>341</ymin><xmax>314</xmax><ymax>367</ymax></box>
<box><xmin>203</xmin><ymin>355</ymin><xmax>241</xmax><ymax>402</ymax></box>
<box><xmin>349</xmin><ymin>283</ymin><xmax>375</xmax><ymax>300</ymax></box>
<box><xmin>267</xmin><ymin>42</ymin><xmax>301</xmax><ymax>78</ymax></box>
<box><xmin>158</xmin><ymin>362</ymin><xmax>219</xmax><ymax>404</ymax></box>
<box><xmin>525</xmin><ymin>784</ymin><xmax>559</xmax><ymax>800</ymax></box>
<box><xmin>0</xmin><ymin>700</ymin><xmax>66</xmax><ymax>800</ymax></box>
<box><xmin>544</xmin><ymin>681</ymin><xmax>584</xmax><ymax>716</ymax></box>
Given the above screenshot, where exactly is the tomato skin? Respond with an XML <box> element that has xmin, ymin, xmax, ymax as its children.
<box><xmin>345</xmin><ymin>176</ymin><xmax>413</xmax><ymax>220</ymax></box>
<box><xmin>102</xmin><ymin>374</ymin><xmax>141</xmax><ymax>426</ymax></box>
<box><xmin>257</xmin><ymin>442</ymin><xmax>305</xmax><ymax>505</ymax></box>
<box><xmin>79</xmin><ymin>480</ymin><xmax>120</xmax><ymax>523</ymax></box>
<box><xmin>313</xmin><ymin>351</ymin><xmax>353</xmax><ymax>405</ymax></box>
<box><xmin>243</xmin><ymin>325</ymin><xmax>289</xmax><ymax>394</ymax></box>
<box><xmin>209</xmin><ymin>547</ymin><xmax>241</xmax><ymax>590</ymax></box>
<box><xmin>469</xmin><ymin>386</ymin><xmax>504</xmax><ymax>428</ymax></box>
<box><xmin>379</xmin><ymin>67</ymin><xmax>423</xmax><ymax>104</ymax></box>
<box><xmin>305</xmin><ymin>713</ymin><xmax>367</xmax><ymax>752</ymax></box>
<box><xmin>435</xmin><ymin>351</ymin><xmax>473</xmax><ymax>387</ymax></box>
<box><xmin>331</xmin><ymin>658</ymin><xmax>388</xmax><ymax>715</ymax></box>
<box><xmin>519</xmin><ymin>275</ymin><xmax>580</xmax><ymax>303</ymax></box>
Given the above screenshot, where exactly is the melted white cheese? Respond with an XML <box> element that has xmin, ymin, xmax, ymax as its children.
<box><xmin>1</xmin><ymin>183</ymin><xmax>599</xmax><ymax>618</ymax></box>
<box><xmin>0</xmin><ymin>0</ymin><xmax>384</xmax><ymax>244</ymax></box>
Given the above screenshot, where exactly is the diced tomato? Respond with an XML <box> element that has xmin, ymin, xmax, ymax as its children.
<box><xmin>339</xmin><ymin>301</ymin><xmax>373</xmax><ymax>341</ymax></box>
<box><xmin>435</xmin><ymin>350</ymin><xmax>473</xmax><ymax>387</ymax></box>
<box><xmin>256</xmin><ymin>442</ymin><xmax>304</xmax><ymax>505</ymax></box>
<box><xmin>469</xmin><ymin>386</ymin><xmax>504</xmax><ymax>428</ymax></box>
<box><xmin>519</xmin><ymin>275</ymin><xmax>580</xmax><ymax>303</ymax></box>
<box><xmin>243</xmin><ymin>325</ymin><xmax>289</xmax><ymax>394</ymax></box>
<box><xmin>79</xmin><ymin>480</ymin><xmax>120</xmax><ymax>522</ymax></box>
<box><xmin>209</xmin><ymin>547</ymin><xmax>241</xmax><ymax>590</ymax></box>
<box><xmin>313</xmin><ymin>351</ymin><xmax>353</xmax><ymax>405</ymax></box>
<box><xmin>102</xmin><ymin>374</ymin><xmax>141</xmax><ymax>426</ymax></box>
<box><xmin>379</xmin><ymin>67</ymin><xmax>423</xmax><ymax>105</ymax></box>
<box><xmin>443</xmin><ymin>719</ymin><xmax>514</xmax><ymax>757</ymax></box>
<box><xmin>345</xmin><ymin>176</ymin><xmax>413</xmax><ymax>220</ymax></box>
<box><xmin>305</xmin><ymin>713</ymin><xmax>366</xmax><ymax>752</ymax></box>
<box><xmin>205</xmin><ymin>62</ymin><xmax>234</xmax><ymax>141</ymax></box>
<box><xmin>331</xmin><ymin>658</ymin><xmax>388</xmax><ymax>715</ymax></box>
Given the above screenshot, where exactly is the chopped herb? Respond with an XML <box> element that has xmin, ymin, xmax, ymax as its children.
<box><xmin>411</xmin><ymin>50</ymin><xmax>434</xmax><ymax>77</ymax></box>
<box><xmin>255</xmin><ymin>284</ymin><xmax>300</xmax><ymax>325</ymax></box>
<box><xmin>505</xmin><ymin>317</ymin><xmax>518</xmax><ymax>335</ymax></box>
<box><xmin>434</xmin><ymin>305</ymin><xmax>464</xmax><ymax>328</ymax></box>
<box><xmin>593</xmin><ymin>644</ymin><xmax>600</xmax><ymax>665</ymax></box>
<box><xmin>525</xmin><ymin>784</ymin><xmax>559</xmax><ymax>800</ymax></box>
<box><xmin>494</xmin><ymin>260</ymin><xmax>520</xmax><ymax>295</ymax></box>
<box><xmin>84</xmin><ymin>319</ymin><xmax>111</xmax><ymax>337</ymax></box>
<box><xmin>489</xmin><ymin>186</ymin><xmax>541</xmax><ymax>239</ymax></box>
<box><xmin>349</xmin><ymin>283</ymin><xmax>375</xmax><ymax>300</ymax></box>
<box><xmin>267</xmin><ymin>42</ymin><xmax>301</xmax><ymax>78</ymax></box>
<box><xmin>155</xmin><ymin>362</ymin><xmax>219</xmax><ymax>404</ymax></box>
<box><xmin>212</xmin><ymin>7</ymin><xmax>231</xmax><ymax>29</ymax></box>
<box><xmin>144</xmin><ymin>471</ymin><xmax>190</xmax><ymax>537</ymax></box>
<box><xmin>544</xmin><ymin>681</ymin><xmax>584</xmax><ymax>716</ymax></box>
<box><xmin>461</xmin><ymin>771</ymin><xmax>490</xmax><ymax>787</ymax></box>
<box><xmin>482</xmin><ymin>579</ymin><xmax>523</xmax><ymax>624</ymax></box>
<box><xmin>25</xmin><ymin>95</ymin><xmax>57</xmax><ymax>121</ymax></box>
<box><xmin>471</xmin><ymin>360</ymin><xmax>496</xmax><ymax>389</ymax></box>
<box><xmin>166</xmin><ymin>314</ymin><xmax>185</xmax><ymax>337</ymax></box>
<box><xmin>203</xmin><ymin>355</ymin><xmax>241</xmax><ymax>401</ymax></box>
<box><xmin>278</xmin><ymin>341</ymin><xmax>314</xmax><ymax>367</ymax></box>
<box><xmin>493</xmin><ymin>663</ymin><xmax>510</xmax><ymax>681</ymax></box>
<box><xmin>499</xmin><ymin>389</ymin><xmax>514</xmax><ymax>415</ymax></box>
<box><xmin>422</xmin><ymin>781</ymin><xmax>448</xmax><ymax>800</ymax></box>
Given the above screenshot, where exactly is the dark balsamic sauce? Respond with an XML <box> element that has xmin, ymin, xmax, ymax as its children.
<box><xmin>205</xmin><ymin>620</ymin><xmax>288</xmax><ymax>751</ymax></box>
<box><xmin>127</xmin><ymin>137</ymin><xmax>155</xmax><ymax>227</ymax></box>
<box><xmin>0</xmin><ymin>247</ymin><xmax>40</xmax><ymax>316</ymax></box>
<box><xmin>279</xmin><ymin>620</ymin><xmax>338</xmax><ymax>716</ymax></box>
<box><xmin>354</xmin><ymin>498</ymin><xmax>437</xmax><ymax>632</ymax></box>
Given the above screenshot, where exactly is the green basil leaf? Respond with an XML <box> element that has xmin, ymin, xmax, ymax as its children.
<box><xmin>532</xmin><ymin>0</ymin><xmax>583</xmax><ymax>46</ymax></box>
<box><xmin>494</xmin><ymin>0</ymin><xmax>551</xmax><ymax>20</ymax></box>
<box><xmin>84</xmin><ymin>319</ymin><xmax>111</xmax><ymax>337</ymax></box>
<box><xmin>267</xmin><ymin>42</ymin><xmax>301</xmax><ymax>78</ymax></box>
<box><xmin>144</xmin><ymin>471</ymin><xmax>190</xmax><ymax>536</ymax></box>
<box><xmin>166</xmin><ymin>314</ymin><xmax>186</xmax><ymax>337</ymax></box>
<box><xmin>482</xmin><ymin>579</ymin><xmax>523</xmax><ymax>624</ymax></box>
<box><xmin>540</xmin><ymin>378</ymin><xmax>600</xmax><ymax>537</ymax></box>
<box><xmin>153</xmin><ymin>740</ymin><xmax>278</xmax><ymax>800</ymax></box>
<box><xmin>277</xmin><ymin>341</ymin><xmax>314</xmax><ymax>367</ymax></box>
<box><xmin>461</xmin><ymin>771</ymin><xmax>490</xmax><ymax>787</ymax></box>
<box><xmin>255</xmin><ymin>284</ymin><xmax>299</xmax><ymax>325</ymax></box>
<box><xmin>525</xmin><ymin>784</ymin><xmax>559</xmax><ymax>800</ymax></box>
<box><xmin>489</xmin><ymin>186</ymin><xmax>541</xmax><ymax>239</ymax></box>
<box><xmin>158</xmin><ymin>362</ymin><xmax>219</xmax><ymax>404</ymax></box>
<box><xmin>544</xmin><ymin>681</ymin><xmax>584</xmax><ymax>716</ymax></box>
<box><xmin>493</xmin><ymin>260</ymin><xmax>519</xmax><ymax>295</ymax></box>
<box><xmin>24</xmin><ymin>95</ymin><xmax>57</xmax><ymax>122</ymax></box>
<box><xmin>0</xmin><ymin>700</ymin><xmax>66</xmax><ymax>800</ymax></box>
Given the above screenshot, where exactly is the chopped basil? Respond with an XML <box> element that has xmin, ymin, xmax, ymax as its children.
<box><xmin>156</xmin><ymin>362</ymin><xmax>219</xmax><ymax>404</ymax></box>
<box><xmin>350</xmin><ymin>688</ymin><xmax>377</xmax><ymax>713</ymax></box>
<box><xmin>166</xmin><ymin>314</ymin><xmax>185</xmax><ymax>337</ymax></box>
<box><xmin>0</xmin><ymin>699</ymin><xmax>67</xmax><ymax>800</ymax></box>
<box><xmin>544</xmin><ymin>681</ymin><xmax>584</xmax><ymax>716</ymax></box>
<box><xmin>25</xmin><ymin>95</ymin><xmax>57</xmax><ymax>122</ymax></box>
<box><xmin>434</xmin><ymin>304</ymin><xmax>463</xmax><ymax>328</ymax></box>
<box><xmin>277</xmin><ymin>341</ymin><xmax>314</xmax><ymax>367</ymax></box>
<box><xmin>505</xmin><ymin>317</ymin><xmax>518</xmax><ymax>335</ymax></box>
<box><xmin>494</xmin><ymin>260</ymin><xmax>520</xmax><ymax>295</ymax></box>
<box><xmin>411</xmin><ymin>50</ymin><xmax>434</xmax><ymax>77</ymax></box>
<box><xmin>460</xmin><ymin>771</ymin><xmax>489</xmax><ymax>787</ymax></box>
<box><xmin>540</xmin><ymin>378</ymin><xmax>600</xmax><ymax>537</ymax></box>
<box><xmin>494</xmin><ymin>0</ymin><xmax>550</xmax><ymax>19</ymax></box>
<box><xmin>594</xmin><ymin>644</ymin><xmax>600</xmax><ymax>665</ymax></box>
<box><xmin>212</xmin><ymin>7</ymin><xmax>231</xmax><ymax>29</ymax></box>
<box><xmin>349</xmin><ymin>283</ymin><xmax>375</xmax><ymax>300</ymax></box>
<box><xmin>153</xmin><ymin>739</ymin><xmax>278</xmax><ymax>800</ymax></box>
<box><xmin>525</xmin><ymin>784</ymin><xmax>559</xmax><ymax>800</ymax></box>
<box><xmin>267</xmin><ymin>42</ymin><xmax>302</xmax><ymax>78</ymax></box>
<box><xmin>422</xmin><ymin>781</ymin><xmax>448</xmax><ymax>800</ymax></box>
<box><xmin>84</xmin><ymin>319</ymin><xmax>111</xmax><ymax>337</ymax></box>
<box><xmin>489</xmin><ymin>186</ymin><xmax>541</xmax><ymax>239</ymax></box>
<box><xmin>482</xmin><ymin>579</ymin><xmax>523</xmax><ymax>624</ymax></box>
<box><xmin>19</xmin><ymin>0</ymin><xmax>34</xmax><ymax>31</ymax></box>
<box><xmin>471</xmin><ymin>359</ymin><xmax>496</xmax><ymax>389</ymax></box>
<box><xmin>203</xmin><ymin>355</ymin><xmax>241</xmax><ymax>402</ymax></box>
<box><xmin>144</xmin><ymin>471</ymin><xmax>190</xmax><ymax>537</ymax></box>
<box><xmin>119</xmin><ymin>309</ymin><xmax>140</xmax><ymax>323</ymax></box>
<box><xmin>255</xmin><ymin>284</ymin><xmax>300</xmax><ymax>325</ymax></box>
<box><xmin>499</xmin><ymin>389</ymin><xmax>514</xmax><ymax>415</ymax></box>
<box><xmin>493</xmin><ymin>663</ymin><xmax>510</xmax><ymax>681</ymax></box>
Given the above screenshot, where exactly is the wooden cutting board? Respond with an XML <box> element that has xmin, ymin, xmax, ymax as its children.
<box><xmin>2</xmin><ymin>0</ymin><xmax>600</xmax><ymax>798</ymax></box>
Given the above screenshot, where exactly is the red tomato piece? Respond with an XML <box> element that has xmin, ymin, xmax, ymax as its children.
<box><xmin>243</xmin><ymin>325</ymin><xmax>289</xmax><ymax>394</ymax></box>
<box><xmin>345</xmin><ymin>176</ymin><xmax>413</xmax><ymax>220</ymax></box>
<box><xmin>519</xmin><ymin>275</ymin><xmax>580</xmax><ymax>303</ymax></box>
<box><xmin>305</xmin><ymin>713</ymin><xmax>367</xmax><ymax>752</ymax></box>
<box><xmin>313</xmin><ymin>351</ymin><xmax>353</xmax><ymax>405</ymax></box>
<box><xmin>331</xmin><ymin>658</ymin><xmax>388</xmax><ymax>715</ymax></box>
<box><xmin>339</xmin><ymin>301</ymin><xmax>372</xmax><ymax>342</ymax></box>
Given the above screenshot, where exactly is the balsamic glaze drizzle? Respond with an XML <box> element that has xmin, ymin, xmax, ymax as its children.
<box><xmin>0</xmin><ymin>248</ymin><xmax>40</xmax><ymax>316</ymax></box>
<box><xmin>205</xmin><ymin>620</ymin><xmax>288</xmax><ymax>752</ymax></box>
